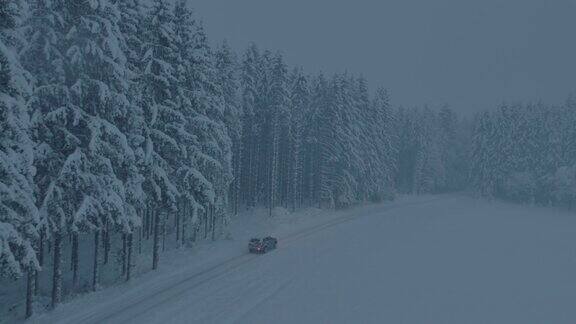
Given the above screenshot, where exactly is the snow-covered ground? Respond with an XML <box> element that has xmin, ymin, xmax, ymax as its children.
<box><xmin>8</xmin><ymin>194</ymin><xmax>576</xmax><ymax>324</ymax></box>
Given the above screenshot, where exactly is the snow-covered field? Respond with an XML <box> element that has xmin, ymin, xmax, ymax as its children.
<box><xmin>8</xmin><ymin>194</ymin><xmax>576</xmax><ymax>324</ymax></box>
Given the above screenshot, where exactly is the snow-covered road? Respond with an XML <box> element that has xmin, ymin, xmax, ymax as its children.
<box><xmin>30</xmin><ymin>196</ymin><xmax>576</xmax><ymax>324</ymax></box>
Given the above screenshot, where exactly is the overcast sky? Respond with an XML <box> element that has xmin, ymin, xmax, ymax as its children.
<box><xmin>190</xmin><ymin>0</ymin><xmax>576</xmax><ymax>114</ymax></box>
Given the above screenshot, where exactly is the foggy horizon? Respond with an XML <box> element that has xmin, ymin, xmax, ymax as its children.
<box><xmin>193</xmin><ymin>0</ymin><xmax>576</xmax><ymax>114</ymax></box>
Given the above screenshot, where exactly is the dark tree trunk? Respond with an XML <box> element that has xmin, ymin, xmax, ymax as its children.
<box><xmin>126</xmin><ymin>233</ymin><xmax>133</xmax><ymax>282</ymax></box>
<box><xmin>71</xmin><ymin>233</ymin><xmax>79</xmax><ymax>290</ymax></box>
<box><xmin>51</xmin><ymin>233</ymin><xmax>62</xmax><ymax>309</ymax></box>
<box><xmin>35</xmin><ymin>230</ymin><xmax>44</xmax><ymax>296</ymax></box>
<box><xmin>162</xmin><ymin>218</ymin><xmax>166</xmax><ymax>252</ymax></box>
<box><xmin>211</xmin><ymin>206</ymin><xmax>216</xmax><ymax>241</ymax></box>
<box><xmin>235</xmin><ymin>161</ymin><xmax>240</xmax><ymax>214</ymax></box>
<box><xmin>148</xmin><ymin>208</ymin><xmax>154</xmax><ymax>240</ymax></box>
<box><xmin>26</xmin><ymin>268</ymin><xmax>34</xmax><ymax>318</ymax></box>
<box><xmin>204</xmin><ymin>210</ymin><xmax>208</xmax><ymax>240</ymax></box>
<box><xmin>175</xmin><ymin>203</ymin><xmax>180</xmax><ymax>242</ymax></box>
<box><xmin>152</xmin><ymin>210</ymin><xmax>160</xmax><ymax>270</ymax></box>
<box><xmin>143</xmin><ymin>209</ymin><xmax>148</xmax><ymax>240</ymax></box>
<box><xmin>138</xmin><ymin>227</ymin><xmax>142</xmax><ymax>255</ymax></box>
<box><xmin>146</xmin><ymin>208</ymin><xmax>152</xmax><ymax>240</ymax></box>
<box><xmin>103</xmin><ymin>224</ymin><xmax>110</xmax><ymax>265</ymax></box>
<box><xmin>181</xmin><ymin>202</ymin><xmax>187</xmax><ymax>246</ymax></box>
<box><xmin>92</xmin><ymin>231</ymin><xmax>100</xmax><ymax>292</ymax></box>
<box><xmin>269</xmin><ymin>197</ymin><xmax>273</xmax><ymax>217</ymax></box>
<box><xmin>122</xmin><ymin>233</ymin><xmax>127</xmax><ymax>276</ymax></box>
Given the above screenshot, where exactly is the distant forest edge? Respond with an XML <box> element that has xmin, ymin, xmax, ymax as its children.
<box><xmin>1</xmin><ymin>0</ymin><xmax>575</xmax><ymax>319</ymax></box>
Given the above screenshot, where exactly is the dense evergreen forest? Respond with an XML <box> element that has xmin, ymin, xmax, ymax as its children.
<box><xmin>1</xmin><ymin>0</ymin><xmax>575</xmax><ymax>319</ymax></box>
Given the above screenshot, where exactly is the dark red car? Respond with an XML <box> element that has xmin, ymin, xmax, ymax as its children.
<box><xmin>249</xmin><ymin>236</ymin><xmax>278</xmax><ymax>254</ymax></box>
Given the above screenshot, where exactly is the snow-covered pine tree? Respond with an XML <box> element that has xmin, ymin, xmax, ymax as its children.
<box><xmin>394</xmin><ymin>107</ymin><xmax>416</xmax><ymax>193</ymax></box>
<box><xmin>20</xmin><ymin>0</ymin><xmax>70</xmax><ymax>308</ymax></box>
<box><xmin>114</xmin><ymin>0</ymin><xmax>148</xmax><ymax>281</ymax></box>
<box><xmin>215</xmin><ymin>41</ymin><xmax>241</xmax><ymax>215</ymax></box>
<box><xmin>438</xmin><ymin>106</ymin><xmax>466</xmax><ymax>191</ymax></box>
<box><xmin>267</xmin><ymin>53</ymin><xmax>290</xmax><ymax>215</ymax></box>
<box><xmin>189</xmin><ymin>19</ymin><xmax>232</xmax><ymax>240</ymax></box>
<box><xmin>410</xmin><ymin>107</ymin><xmax>444</xmax><ymax>194</ymax></box>
<box><xmin>470</xmin><ymin>104</ymin><xmax>523</xmax><ymax>199</ymax></box>
<box><xmin>140</xmin><ymin>0</ymin><xmax>183</xmax><ymax>269</ymax></box>
<box><xmin>287</xmin><ymin>67</ymin><xmax>309</xmax><ymax>210</ymax></box>
<box><xmin>560</xmin><ymin>96</ymin><xmax>576</xmax><ymax>168</ymax></box>
<box><xmin>252</xmin><ymin>49</ymin><xmax>273</xmax><ymax>208</ymax></box>
<box><xmin>468</xmin><ymin>102</ymin><xmax>573</xmax><ymax>205</ymax></box>
<box><xmin>351</xmin><ymin>75</ymin><xmax>374</xmax><ymax>202</ymax></box>
<box><xmin>380</xmin><ymin>88</ymin><xmax>398</xmax><ymax>197</ymax></box>
<box><xmin>317</xmin><ymin>74</ymin><xmax>342</xmax><ymax>208</ymax></box>
<box><xmin>0</xmin><ymin>0</ymin><xmax>40</xmax><ymax>317</ymax></box>
<box><xmin>171</xmin><ymin>0</ymin><xmax>198</xmax><ymax>245</ymax></box>
<box><xmin>239</xmin><ymin>44</ymin><xmax>261</xmax><ymax>208</ymax></box>
<box><xmin>302</xmin><ymin>73</ymin><xmax>329</xmax><ymax>207</ymax></box>
<box><xmin>469</xmin><ymin>111</ymin><xmax>498</xmax><ymax>197</ymax></box>
<box><xmin>547</xmin><ymin>98</ymin><xmax>576</xmax><ymax>207</ymax></box>
<box><xmin>369</xmin><ymin>87</ymin><xmax>397</xmax><ymax>200</ymax></box>
<box><xmin>394</xmin><ymin>106</ymin><xmax>447</xmax><ymax>194</ymax></box>
<box><xmin>324</xmin><ymin>75</ymin><xmax>355</xmax><ymax>208</ymax></box>
<box><xmin>172</xmin><ymin>0</ymin><xmax>220</xmax><ymax>244</ymax></box>
<box><xmin>332</xmin><ymin>74</ymin><xmax>362</xmax><ymax>207</ymax></box>
<box><xmin>59</xmin><ymin>0</ymin><xmax>143</xmax><ymax>290</ymax></box>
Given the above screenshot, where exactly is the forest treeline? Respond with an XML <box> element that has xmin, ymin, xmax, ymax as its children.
<box><xmin>470</xmin><ymin>100</ymin><xmax>576</xmax><ymax>206</ymax></box>
<box><xmin>1</xmin><ymin>0</ymin><xmax>575</xmax><ymax>319</ymax></box>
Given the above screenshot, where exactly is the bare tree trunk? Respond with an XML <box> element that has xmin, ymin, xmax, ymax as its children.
<box><xmin>92</xmin><ymin>231</ymin><xmax>100</xmax><ymax>292</ymax></box>
<box><xmin>146</xmin><ymin>208</ymin><xmax>150</xmax><ymax>239</ymax></box>
<box><xmin>70</xmin><ymin>238</ymin><xmax>74</xmax><ymax>271</ymax></box>
<box><xmin>232</xmin><ymin>178</ymin><xmax>238</xmax><ymax>216</ymax></box>
<box><xmin>51</xmin><ymin>233</ymin><xmax>62</xmax><ymax>309</ymax></box>
<box><xmin>148</xmin><ymin>208</ymin><xmax>154</xmax><ymax>239</ymax></box>
<box><xmin>183</xmin><ymin>202</ymin><xmax>190</xmax><ymax>246</ymax></box>
<box><xmin>121</xmin><ymin>233</ymin><xmax>127</xmax><ymax>276</ymax></box>
<box><xmin>152</xmin><ymin>210</ymin><xmax>160</xmax><ymax>270</ymax></box>
<box><xmin>162</xmin><ymin>217</ymin><xmax>166</xmax><ymax>252</ymax></box>
<box><xmin>144</xmin><ymin>208</ymin><xmax>149</xmax><ymax>240</ymax></box>
<box><xmin>145</xmin><ymin>208</ymin><xmax>150</xmax><ymax>240</ymax></box>
<box><xmin>35</xmin><ymin>230</ymin><xmax>44</xmax><ymax>296</ymax></box>
<box><xmin>211</xmin><ymin>206</ymin><xmax>216</xmax><ymax>241</ymax></box>
<box><xmin>103</xmin><ymin>223</ymin><xmax>110</xmax><ymax>265</ymax></box>
<box><xmin>203</xmin><ymin>210</ymin><xmax>207</xmax><ymax>240</ymax></box>
<box><xmin>126</xmin><ymin>233</ymin><xmax>133</xmax><ymax>282</ymax></box>
<box><xmin>175</xmin><ymin>203</ymin><xmax>180</xmax><ymax>243</ymax></box>
<box><xmin>71</xmin><ymin>233</ymin><xmax>79</xmax><ymax>290</ymax></box>
<box><xmin>26</xmin><ymin>268</ymin><xmax>34</xmax><ymax>318</ymax></box>
<box><xmin>138</xmin><ymin>227</ymin><xmax>142</xmax><ymax>255</ymax></box>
